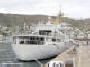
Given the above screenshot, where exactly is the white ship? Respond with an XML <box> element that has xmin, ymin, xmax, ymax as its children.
<box><xmin>12</xmin><ymin>12</ymin><xmax>74</xmax><ymax>61</ymax></box>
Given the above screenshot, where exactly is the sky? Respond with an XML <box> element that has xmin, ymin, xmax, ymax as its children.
<box><xmin>0</xmin><ymin>0</ymin><xmax>90</xmax><ymax>19</ymax></box>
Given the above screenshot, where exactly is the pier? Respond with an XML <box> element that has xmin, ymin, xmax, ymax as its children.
<box><xmin>44</xmin><ymin>45</ymin><xmax>90</xmax><ymax>67</ymax></box>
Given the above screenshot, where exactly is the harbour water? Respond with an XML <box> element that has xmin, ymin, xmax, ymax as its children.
<box><xmin>0</xmin><ymin>43</ymin><xmax>54</xmax><ymax>67</ymax></box>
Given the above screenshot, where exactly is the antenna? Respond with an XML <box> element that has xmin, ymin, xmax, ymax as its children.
<box><xmin>57</xmin><ymin>6</ymin><xmax>64</xmax><ymax>23</ymax></box>
<box><xmin>57</xmin><ymin>7</ymin><xmax>62</xmax><ymax>23</ymax></box>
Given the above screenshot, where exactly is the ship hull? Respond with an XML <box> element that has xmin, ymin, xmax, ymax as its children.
<box><xmin>12</xmin><ymin>44</ymin><xmax>68</xmax><ymax>61</ymax></box>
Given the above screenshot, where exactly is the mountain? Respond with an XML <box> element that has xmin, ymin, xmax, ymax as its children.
<box><xmin>0</xmin><ymin>13</ymin><xmax>48</xmax><ymax>26</ymax></box>
<box><xmin>0</xmin><ymin>13</ymin><xmax>90</xmax><ymax>30</ymax></box>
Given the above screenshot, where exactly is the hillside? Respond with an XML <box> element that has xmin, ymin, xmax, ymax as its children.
<box><xmin>0</xmin><ymin>13</ymin><xmax>90</xmax><ymax>30</ymax></box>
<box><xmin>0</xmin><ymin>13</ymin><xmax>48</xmax><ymax>26</ymax></box>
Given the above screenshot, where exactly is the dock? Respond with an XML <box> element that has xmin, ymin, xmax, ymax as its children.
<box><xmin>44</xmin><ymin>45</ymin><xmax>90</xmax><ymax>67</ymax></box>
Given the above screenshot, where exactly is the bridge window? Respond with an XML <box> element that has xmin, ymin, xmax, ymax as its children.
<box><xmin>39</xmin><ymin>30</ymin><xmax>51</xmax><ymax>35</ymax></box>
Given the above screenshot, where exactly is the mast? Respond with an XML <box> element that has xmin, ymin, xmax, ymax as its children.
<box><xmin>57</xmin><ymin>9</ymin><xmax>62</xmax><ymax>23</ymax></box>
<box><xmin>57</xmin><ymin>8</ymin><xmax>63</xmax><ymax>24</ymax></box>
<box><xmin>48</xmin><ymin>8</ymin><xmax>63</xmax><ymax>24</ymax></box>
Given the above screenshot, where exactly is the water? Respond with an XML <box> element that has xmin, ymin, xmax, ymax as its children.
<box><xmin>0</xmin><ymin>43</ymin><xmax>55</xmax><ymax>67</ymax></box>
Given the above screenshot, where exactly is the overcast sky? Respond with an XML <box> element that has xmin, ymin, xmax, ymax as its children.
<box><xmin>0</xmin><ymin>0</ymin><xmax>90</xmax><ymax>19</ymax></box>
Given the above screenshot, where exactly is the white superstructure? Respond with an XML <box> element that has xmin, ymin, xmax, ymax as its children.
<box><xmin>12</xmin><ymin>22</ymin><xmax>74</xmax><ymax>61</ymax></box>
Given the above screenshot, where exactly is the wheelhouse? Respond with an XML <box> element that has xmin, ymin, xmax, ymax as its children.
<box><xmin>39</xmin><ymin>30</ymin><xmax>51</xmax><ymax>36</ymax></box>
